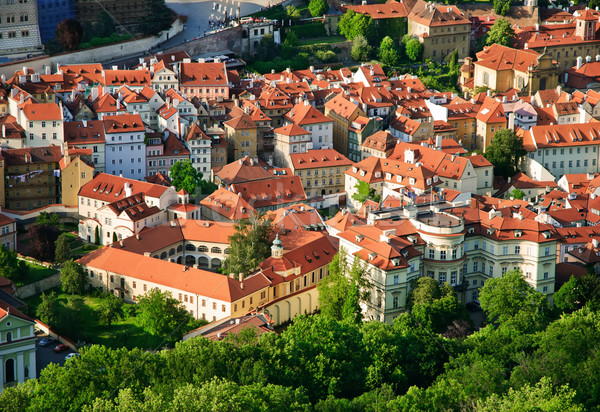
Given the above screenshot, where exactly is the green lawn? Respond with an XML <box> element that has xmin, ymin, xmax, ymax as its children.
<box><xmin>25</xmin><ymin>290</ymin><xmax>163</xmax><ymax>350</ymax></box>
<box><xmin>13</xmin><ymin>261</ymin><xmax>58</xmax><ymax>288</ymax></box>
<box><xmin>298</xmin><ymin>35</ymin><xmax>347</xmax><ymax>46</ymax></box>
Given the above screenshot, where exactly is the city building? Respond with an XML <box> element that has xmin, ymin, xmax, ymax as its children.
<box><xmin>289</xmin><ymin>149</ymin><xmax>352</xmax><ymax>200</ymax></box>
<box><xmin>103</xmin><ymin>114</ymin><xmax>146</xmax><ymax>180</ymax></box>
<box><xmin>37</xmin><ymin>0</ymin><xmax>75</xmax><ymax>43</ymax></box>
<box><xmin>0</xmin><ymin>0</ymin><xmax>43</xmax><ymax>58</ymax></box>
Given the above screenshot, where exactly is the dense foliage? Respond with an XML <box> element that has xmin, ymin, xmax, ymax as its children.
<box><xmin>483</xmin><ymin>129</ymin><xmax>526</xmax><ymax>178</ymax></box>
<box><xmin>0</xmin><ymin>245</ymin><xmax>28</xmax><ymax>282</ymax></box>
<box><xmin>169</xmin><ymin>160</ymin><xmax>216</xmax><ymax>197</ymax></box>
<box><xmin>222</xmin><ymin>213</ymin><xmax>273</xmax><ymax>276</ymax></box>
<box><xmin>486</xmin><ymin>18</ymin><xmax>515</xmax><ymax>47</ymax></box>
<box><xmin>55</xmin><ymin>19</ymin><xmax>84</xmax><ymax>51</ymax></box>
<box><xmin>6</xmin><ymin>268</ymin><xmax>600</xmax><ymax>411</ymax></box>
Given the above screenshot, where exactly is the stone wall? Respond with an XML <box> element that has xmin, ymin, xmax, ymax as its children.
<box><xmin>161</xmin><ymin>26</ymin><xmax>245</xmax><ymax>57</ymax></box>
<box><xmin>16</xmin><ymin>272</ymin><xmax>60</xmax><ymax>299</ymax></box>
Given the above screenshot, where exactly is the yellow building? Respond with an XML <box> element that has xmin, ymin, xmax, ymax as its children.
<box><xmin>324</xmin><ymin>91</ymin><xmax>365</xmax><ymax>157</ymax></box>
<box><xmin>60</xmin><ymin>147</ymin><xmax>94</xmax><ymax>207</ymax></box>
<box><xmin>408</xmin><ymin>2</ymin><xmax>471</xmax><ymax>61</ymax></box>
<box><xmin>289</xmin><ymin>148</ymin><xmax>352</xmax><ymax>200</ymax></box>
<box><xmin>3</xmin><ymin>146</ymin><xmax>62</xmax><ymax>211</ymax></box>
<box><xmin>461</xmin><ymin>44</ymin><xmax>559</xmax><ymax>95</ymax></box>
<box><xmin>476</xmin><ymin>96</ymin><xmax>507</xmax><ymax>152</ymax></box>
<box><xmin>223</xmin><ymin>113</ymin><xmax>258</xmax><ymax>161</ymax></box>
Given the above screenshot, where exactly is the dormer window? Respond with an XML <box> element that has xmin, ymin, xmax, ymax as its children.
<box><xmin>514</xmin><ymin>230</ymin><xmax>522</xmax><ymax>238</ymax></box>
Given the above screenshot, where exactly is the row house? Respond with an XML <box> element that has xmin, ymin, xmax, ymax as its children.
<box><xmin>146</xmin><ymin>132</ymin><xmax>190</xmax><ymax>176</ymax></box>
<box><xmin>324</xmin><ymin>93</ymin><xmax>365</xmax><ymax>158</ymax></box>
<box><xmin>63</xmin><ymin>120</ymin><xmax>105</xmax><ymax>172</ymax></box>
<box><xmin>284</xmin><ymin>101</ymin><xmax>333</xmax><ymax>150</ymax></box>
<box><xmin>101</xmin><ymin>69</ymin><xmax>152</xmax><ymax>93</ymax></box>
<box><xmin>523</xmin><ymin>122</ymin><xmax>600</xmax><ymax>179</ymax></box>
<box><xmin>103</xmin><ymin>114</ymin><xmax>146</xmax><ymax>180</ymax></box>
<box><xmin>179</xmin><ymin>62</ymin><xmax>231</xmax><ymax>100</ymax></box>
<box><xmin>289</xmin><ymin>149</ymin><xmax>352</xmax><ymax>200</ymax></box>
<box><xmin>184</xmin><ymin>124</ymin><xmax>212</xmax><ymax>176</ymax></box>
<box><xmin>273</xmin><ymin>124</ymin><xmax>312</xmax><ymax>168</ymax></box>
<box><xmin>212</xmin><ymin>156</ymin><xmax>289</xmax><ymax>186</ymax></box>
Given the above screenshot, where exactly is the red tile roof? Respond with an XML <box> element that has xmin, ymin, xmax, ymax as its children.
<box><xmin>180</xmin><ymin>62</ymin><xmax>229</xmax><ymax>86</ymax></box>
<box><xmin>21</xmin><ymin>102</ymin><xmax>61</xmax><ymax>121</ymax></box>
<box><xmin>79</xmin><ymin>173</ymin><xmax>169</xmax><ymax>201</ymax></box>
<box><xmin>102</xmin><ymin>113</ymin><xmax>144</xmax><ymax>133</ymax></box>
<box><xmin>289</xmin><ymin>149</ymin><xmax>352</xmax><ymax>170</ymax></box>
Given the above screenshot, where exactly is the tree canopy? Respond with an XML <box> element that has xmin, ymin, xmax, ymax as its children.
<box><xmin>309</xmin><ymin>0</ymin><xmax>328</xmax><ymax>17</ymax></box>
<box><xmin>55</xmin><ymin>233</ymin><xmax>71</xmax><ymax>263</ymax></box>
<box><xmin>493</xmin><ymin>0</ymin><xmax>512</xmax><ymax>16</ymax></box>
<box><xmin>378</xmin><ymin>36</ymin><xmax>401</xmax><ymax>67</ymax></box>
<box><xmin>351</xmin><ymin>35</ymin><xmax>372</xmax><ymax>62</ymax></box>
<box><xmin>0</xmin><ymin>245</ymin><xmax>28</xmax><ymax>282</ymax></box>
<box><xmin>486</xmin><ymin>18</ymin><xmax>515</xmax><ymax>47</ymax></box>
<box><xmin>60</xmin><ymin>260</ymin><xmax>88</xmax><ymax>295</ymax></box>
<box><xmin>338</xmin><ymin>10</ymin><xmax>373</xmax><ymax>41</ymax></box>
<box><xmin>405</xmin><ymin>38</ymin><xmax>424</xmax><ymax>62</ymax></box>
<box><xmin>138</xmin><ymin>0</ymin><xmax>174</xmax><ymax>36</ymax></box>
<box><xmin>483</xmin><ymin>129</ymin><xmax>526</xmax><ymax>178</ymax></box>
<box><xmin>169</xmin><ymin>160</ymin><xmax>216</xmax><ymax>196</ymax></box>
<box><xmin>55</xmin><ymin>19</ymin><xmax>83</xmax><ymax>51</ymax></box>
<box><xmin>27</xmin><ymin>224</ymin><xmax>60</xmax><ymax>262</ymax></box>
<box><xmin>352</xmin><ymin>180</ymin><xmax>381</xmax><ymax>204</ymax></box>
<box><xmin>222</xmin><ymin>212</ymin><xmax>273</xmax><ymax>276</ymax></box>
<box><xmin>135</xmin><ymin>289</ymin><xmax>194</xmax><ymax>342</ymax></box>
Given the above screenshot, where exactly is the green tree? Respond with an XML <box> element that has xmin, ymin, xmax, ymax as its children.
<box><xmin>483</xmin><ymin>128</ymin><xmax>526</xmax><ymax>177</ymax></box>
<box><xmin>318</xmin><ymin>248</ymin><xmax>370</xmax><ymax>323</ymax></box>
<box><xmin>338</xmin><ymin>10</ymin><xmax>373</xmax><ymax>41</ymax></box>
<box><xmin>138</xmin><ymin>0</ymin><xmax>174</xmax><ymax>36</ymax></box>
<box><xmin>309</xmin><ymin>0</ymin><xmax>327</xmax><ymax>17</ymax></box>
<box><xmin>486</xmin><ymin>18</ymin><xmax>515</xmax><ymax>47</ymax></box>
<box><xmin>284</xmin><ymin>30</ymin><xmax>298</xmax><ymax>47</ymax></box>
<box><xmin>447</xmin><ymin>49</ymin><xmax>459</xmax><ymax>73</ymax></box>
<box><xmin>509</xmin><ymin>188</ymin><xmax>525</xmax><ymax>200</ymax></box>
<box><xmin>55</xmin><ymin>18</ymin><xmax>83</xmax><ymax>51</ymax></box>
<box><xmin>36</xmin><ymin>292</ymin><xmax>58</xmax><ymax>327</ymax></box>
<box><xmin>94</xmin><ymin>226</ymin><xmax>100</xmax><ymax>245</ymax></box>
<box><xmin>135</xmin><ymin>289</ymin><xmax>193</xmax><ymax>342</ymax></box>
<box><xmin>405</xmin><ymin>38</ymin><xmax>424</xmax><ymax>62</ymax></box>
<box><xmin>479</xmin><ymin>269</ymin><xmax>548</xmax><ymax>331</ymax></box>
<box><xmin>493</xmin><ymin>0</ymin><xmax>511</xmax><ymax>16</ymax></box>
<box><xmin>112</xmin><ymin>232</ymin><xmax>118</xmax><ymax>243</ymax></box>
<box><xmin>54</xmin><ymin>233</ymin><xmax>71</xmax><ymax>263</ymax></box>
<box><xmin>0</xmin><ymin>245</ymin><xmax>28</xmax><ymax>282</ymax></box>
<box><xmin>60</xmin><ymin>259</ymin><xmax>88</xmax><ymax>295</ymax></box>
<box><xmin>98</xmin><ymin>293</ymin><xmax>123</xmax><ymax>326</ymax></box>
<box><xmin>169</xmin><ymin>160</ymin><xmax>201</xmax><ymax>196</ymax></box>
<box><xmin>286</xmin><ymin>5</ymin><xmax>301</xmax><ymax>19</ymax></box>
<box><xmin>590</xmin><ymin>0</ymin><xmax>600</xmax><ymax>9</ymax></box>
<box><xmin>352</xmin><ymin>180</ymin><xmax>381</xmax><ymax>204</ymax></box>
<box><xmin>378</xmin><ymin>36</ymin><xmax>400</xmax><ymax>67</ymax></box>
<box><xmin>478</xmin><ymin>377</ymin><xmax>583</xmax><ymax>411</ymax></box>
<box><xmin>407</xmin><ymin>277</ymin><xmax>471</xmax><ymax>334</ymax></box>
<box><xmin>554</xmin><ymin>274</ymin><xmax>600</xmax><ymax>312</ymax></box>
<box><xmin>222</xmin><ymin>212</ymin><xmax>273</xmax><ymax>276</ymax></box>
<box><xmin>36</xmin><ymin>211</ymin><xmax>60</xmax><ymax>226</ymax></box>
<box><xmin>351</xmin><ymin>35</ymin><xmax>372</xmax><ymax>62</ymax></box>
<box><xmin>94</xmin><ymin>10</ymin><xmax>116</xmax><ymax>38</ymax></box>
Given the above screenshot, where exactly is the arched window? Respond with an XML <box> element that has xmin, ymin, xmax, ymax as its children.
<box><xmin>198</xmin><ymin>245</ymin><xmax>209</xmax><ymax>253</ymax></box>
<box><xmin>160</xmin><ymin>252</ymin><xmax>168</xmax><ymax>259</ymax></box>
<box><xmin>211</xmin><ymin>247</ymin><xmax>222</xmax><ymax>254</ymax></box>
<box><xmin>224</xmin><ymin>248</ymin><xmax>230</xmax><ymax>255</ymax></box>
<box><xmin>198</xmin><ymin>256</ymin><xmax>209</xmax><ymax>268</ymax></box>
<box><xmin>177</xmin><ymin>245</ymin><xmax>183</xmax><ymax>253</ymax></box>
<box><xmin>211</xmin><ymin>258</ymin><xmax>222</xmax><ymax>269</ymax></box>
<box><xmin>186</xmin><ymin>244</ymin><xmax>195</xmax><ymax>251</ymax></box>
<box><xmin>169</xmin><ymin>248</ymin><xmax>175</xmax><ymax>256</ymax></box>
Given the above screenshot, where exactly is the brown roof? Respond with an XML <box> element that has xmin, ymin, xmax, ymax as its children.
<box><xmin>231</xmin><ymin>176</ymin><xmax>307</xmax><ymax>209</ymax></box>
<box><xmin>180</xmin><ymin>62</ymin><xmax>229</xmax><ymax>86</ymax></box>
<box><xmin>290</xmin><ymin>149</ymin><xmax>352</xmax><ymax>170</ymax></box>
<box><xmin>102</xmin><ymin>114</ymin><xmax>144</xmax><ymax>133</ymax></box>
<box><xmin>2</xmin><ymin>145</ymin><xmax>62</xmax><ymax>166</ymax></box>
<box><xmin>64</xmin><ymin>120</ymin><xmax>106</xmax><ymax>145</ymax></box>
<box><xmin>224</xmin><ymin>113</ymin><xmax>256</xmax><ymax>130</ymax></box>
<box><xmin>79</xmin><ymin>173</ymin><xmax>169</xmax><ymax>201</ymax></box>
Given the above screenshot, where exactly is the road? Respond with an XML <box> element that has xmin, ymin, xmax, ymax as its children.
<box><xmin>162</xmin><ymin>0</ymin><xmax>271</xmax><ymax>51</ymax></box>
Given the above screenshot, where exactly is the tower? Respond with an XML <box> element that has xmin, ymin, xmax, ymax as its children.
<box><xmin>575</xmin><ymin>10</ymin><xmax>597</xmax><ymax>41</ymax></box>
<box><xmin>271</xmin><ymin>234</ymin><xmax>283</xmax><ymax>258</ymax></box>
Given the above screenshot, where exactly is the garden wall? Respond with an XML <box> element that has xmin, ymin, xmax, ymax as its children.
<box><xmin>16</xmin><ymin>273</ymin><xmax>60</xmax><ymax>299</ymax></box>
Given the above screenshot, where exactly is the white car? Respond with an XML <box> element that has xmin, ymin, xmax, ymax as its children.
<box><xmin>65</xmin><ymin>353</ymin><xmax>79</xmax><ymax>361</ymax></box>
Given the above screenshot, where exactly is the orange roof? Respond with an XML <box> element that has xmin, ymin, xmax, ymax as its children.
<box><xmin>21</xmin><ymin>102</ymin><xmax>61</xmax><ymax>121</ymax></box>
<box><xmin>273</xmin><ymin>123</ymin><xmax>310</xmax><ymax>137</ymax></box>
<box><xmin>64</xmin><ymin>120</ymin><xmax>105</xmax><ymax>145</ymax></box>
<box><xmin>475</xmin><ymin>44</ymin><xmax>540</xmax><ymax>72</ymax></box>
<box><xmin>290</xmin><ymin>149</ymin><xmax>352</xmax><ymax>170</ymax></box>
<box><xmin>224</xmin><ymin>113</ymin><xmax>256</xmax><ymax>130</ymax></box>
<box><xmin>102</xmin><ymin>69</ymin><xmax>151</xmax><ymax>87</ymax></box>
<box><xmin>285</xmin><ymin>103</ymin><xmax>332</xmax><ymax>126</ymax></box>
<box><xmin>230</xmin><ymin>176</ymin><xmax>306</xmax><ymax>209</ymax></box>
<box><xmin>213</xmin><ymin>156</ymin><xmax>284</xmax><ymax>184</ymax></box>
<box><xmin>201</xmin><ymin>187</ymin><xmax>255</xmax><ymax>221</ymax></box>
<box><xmin>102</xmin><ymin>114</ymin><xmax>144</xmax><ymax>133</ymax></box>
<box><xmin>324</xmin><ymin>93</ymin><xmax>361</xmax><ymax>118</ymax></box>
<box><xmin>523</xmin><ymin>122</ymin><xmax>600</xmax><ymax>151</ymax></box>
<box><xmin>78</xmin><ymin>247</ymin><xmax>269</xmax><ymax>302</ymax></box>
<box><xmin>180</xmin><ymin>62</ymin><xmax>229</xmax><ymax>86</ymax></box>
<box><xmin>2</xmin><ymin>146</ymin><xmax>62</xmax><ymax>166</ymax></box>
<box><xmin>78</xmin><ymin>173</ymin><xmax>169</xmax><ymax>201</ymax></box>
<box><xmin>476</xmin><ymin>97</ymin><xmax>506</xmax><ymax>124</ymax></box>
<box><xmin>409</xmin><ymin>3</ymin><xmax>469</xmax><ymax>27</ymax></box>
<box><xmin>362</xmin><ymin>130</ymin><xmax>396</xmax><ymax>153</ymax></box>
<box><xmin>345</xmin><ymin>0</ymin><xmax>408</xmax><ymax>19</ymax></box>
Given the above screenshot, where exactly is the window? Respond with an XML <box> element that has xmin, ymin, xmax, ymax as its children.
<box><xmin>392</xmin><ymin>296</ymin><xmax>399</xmax><ymax>308</ymax></box>
<box><xmin>543</xmin><ymin>286</ymin><xmax>548</xmax><ymax>293</ymax></box>
<box><xmin>545</xmin><ymin>246</ymin><xmax>550</xmax><ymax>256</ymax></box>
<box><xmin>452</xmin><ymin>249</ymin><xmax>457</xmax><ymax>260</ymax></box>
<box><xmin>212</xmin><ymin>302</ymin><xmax>217</xmax><ymax>310</ymax></box>
<box><xmin>439</xmin><ymin>272</ymin><xmax>447</xmax><ymax>283</ymax></box>
<box><xmin>514</xmin><ymin>245</ymin><xmax>520</xmax><ymax>254</ymax></box>
<box><xmin>543</xmin><ymin>272</ymin><xmax>549</xmax><ymax>280</ymax></box>
<box><xmin>473</xmin><ymin>261</ymin><xmax>478</xmax><ymax>272</ymax></box>
<box><xmin>451</xmin><ymin>271</ymin><xmax>457</xmax><ymax>285</ymax></box>
<box><xmin>427</xmin><ymin>271</ymin><xmax>434</xmax><ymax>278</ymax></box>
<box><xmin>502</xmin><ymin>267</ymin><xmax>508</xmax><ymax>275</ymax></box>
<box><xmin>429</xmin><ymin>249</ymin><xmax>435</xmax><ymax>259</ymax></box>
<box><xmin>490</xmin><ymin>244</ymin><xmax>494</xmax><ymax>254</ymax></box>
<box><xmin>440</xmin><ymin>250</ymin><xmax>446</xmax><ymax>260</ymax></box>
<box><xmin>502</xmin><ymin>246</ymin><xmax>508</xmax><ymax>255</ymax></box>
<box><xmin>393</xmin><ymin>274</ymin><xmax>399</xmax><ymax>285</ymax></box>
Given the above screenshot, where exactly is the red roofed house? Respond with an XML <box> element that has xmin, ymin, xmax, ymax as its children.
<box><xmin>476</xmin><ymin>96</ymin><xmax>507</xmax><ymax>152</ymax></box>
<box><xmin>462</xmin><ymin>44</ymin><xmax>559</xmax><ymax>94</ymax></box>
<box><xmin>77</xmin><ymin>173</ymin><xmax>178</xmax><ymax>245</ymax></box>
<box><xmin>224</xmin><ymin>112</ymin><xmax>258</xmax><ymax>160</ymax></box>
<box><xmin>523</xmin><ymin>123</ymin><xmax>600</xmax><ymax>179</ymax></box>
<box><xmin>565</xmin><ymin>55</ymin><xmax>600</xmax><ymax>89</ymax></box>
<box><xmin>103</xmin><ymin>113</ymin><xmax>146</xmax><ymax>180</ymax></box>
<box><xmin>179</xmin><ymin>62</ymin><xmax>230</xmax><ymax>100</ymax></box>
<box><xmin>289</xmin><ymin>148</ymin><xmax>352</xmax><ymax>201</ymax></box>
<box><xmin>17</xmin><ymin>101</ymin><xmax>64</xmax><ymax>148</ymax></box>
<box><xmin>285</xmin><ymin>101</ymin><xmax>334</xmax><ymax>150</ymax></box>
<box><xmin>146</xmin><ymin>132</ymin><xmax>190</xmax><ymax>177</ymax></box>
<box><xmin>63</xmin><ymin>120</ymin><xmax>105</xmax><ymax>173</ymax></box>
<box><xmin>407</xmin><ymin>1</ymin><xmax>471</xmax><ymax>61</ymax></box>
<box><xmin>324</xmin><ymin>93</ymin><xmax>365</xmax><ymax>157</ymax></box>
<box><xmin>514</xmin><ymin>9</ymin><xmax>600</xmax><ymax>73</ymax></box>
<box><xmin>273</xmin><ymin>123</ymin><xmax>312</xmax><ymax>168</ymax></box>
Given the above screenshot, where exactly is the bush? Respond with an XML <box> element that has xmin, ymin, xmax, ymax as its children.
<box><xmin>315</xmin><ymin>50</ymin><xmax>337</xmax><ymax>63</ymax></box>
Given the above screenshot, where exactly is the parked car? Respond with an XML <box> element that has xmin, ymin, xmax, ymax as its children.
<box><xmin>39</xmin><ymin>337</ymin><xmax>55</xmax><ymax>347</ymax></box>
<box><xmin>53</xmin><ymin>344</ymin><xmax>68</xmax><ymax>353</ymax></box>
<box><xmin>65</xmin><ymin>353</ymin><xmax>79</xmax><ymax>361</ymax></box>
